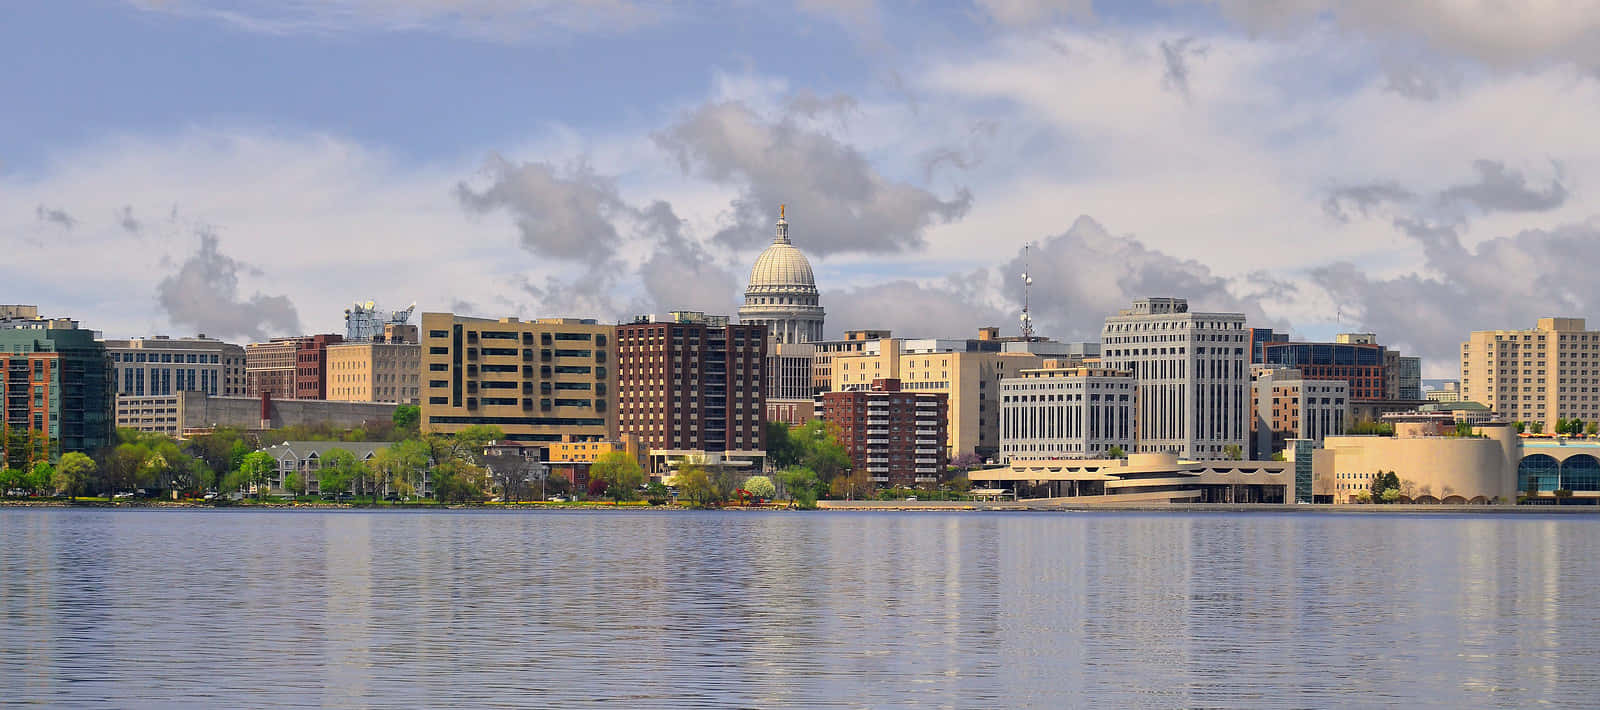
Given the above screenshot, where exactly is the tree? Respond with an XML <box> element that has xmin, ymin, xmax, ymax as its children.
<box><xmin>1350</xmin><ymin>419</ymin><xmax>1394</xmax><ymax>436</ymax></box>
<box><xmin>742</xmin><ymin>475</ymin><xmax>776</xmax><ymax>501</ymax></box>
<box><xmin>392</xmin><ymin>404</ymin><xmax>420</xmax><ymax>439</ymax></box>
<box><xmin>373</xmin><ymin>440</ymin><xmax>428</xmax><ymax>502</ymax></box>
<box><xmin>792</xmin><ymin>420</ymin><xmax>849</xmax><ymax>485</ymax></box>
<box><xmin>1573</xmin><ymin>419</ymin><xmax>1586</xmax><ymax>437</ymax></box>
<box><xmin>1222</xmin><ymin>444</ymin><xmax>1243</xmax><ymax>460</ymax></box>
<box><xmin>318</xmin><ymin>449</ymin><xmax>361</xmax><ymax>500</ymax></box>
<box><xmin>1557</xmin><ymin>418</ymin><xmax>1571</xmax><ymax>435</ymax></box>
<box><xmin>0</xmin><ymin>468</ymin><xmax>18</xmax><ymax>496</ymax></box>
<box><xmin>829</xmin><ymin>469</ymin><xmax>873</xmax><ymax>500</ymax></box>
<box><xmin>3</xmin><ymin>426</ymin><xmax>32</xmax><ymax>472</ymax></box>
<box><xmin>1452</xmin><ymin>421</ymin><xmax>1476</xmax><ymax>438</ymax></box>
<box><xmin>674</xmin><ymin>463</ymin><xmax>717</xmax><ymax>508</ymax></box>
<box><xmin>100</xmin><ymin>443</ymin><xmax>152</xmax><ymax>497</ymax></box>
<box><xmin>284</xmin><ymin>473</ymin><xmax>305</xmax><ymax>498</ymax></box>
<box><xmin>1530</xmin><ymin>421</ymin><xmax>1545</xmax><ymax>434</ymax></box>
<box><xmin>949</xmin><ymin>452</ymin><xmax>983</xmax><ymax>470</ymax></box>
<box><xmin>1369</xmin><ymin>471</ymin><xmax>1401</xmax><ymax>504</ymax></box>
<box><xmin>644</xmin><ymin>480</ymin><xmax>669</xmax><ymax>505</ymax></box>
<box><xmin>765</xmin><ymin>421</ymin><xmax>799</xmax><ymax>470</ymax></box>
<box><xmin>1589</xmin><ymin>422</ymin><xmax>1598</xmax><ymax>437</ymax></box>
<box><xmin>238</xmin><ymin>451</ymin><xmax>277</xmax><ymax>500</ymax></box>
<box><xmin>778</xmin><ymin>466</ymin><xmax>820</xmax><ymax>509</ymax></box>
<box><xmin>24</xmin><ymin>462</ymin><xmax>53</xmax><ymax>497</ymax></box>
<box><xmin>1515</xmin><ymin>421</ymin><xmax>1527</xmax><ymax>434</ymax></box>
<box><xmin>55</xmin><ymin>452</ymin><xmax>97</xmax><ymax>500</ymax></box>
<box><xmin>590</xmin><ymin>450</ymin><xmax>646</xmax><ymax>504</ymax></box>
<box><xmin>433</xmin><ymin>457</ymin><xmax>487</xmax><ymax>503</ymax></box>
<box><xmin>1106</xmin><ymin>446</ymin><xmax>1126</xmax><ymax>460</ymax></box>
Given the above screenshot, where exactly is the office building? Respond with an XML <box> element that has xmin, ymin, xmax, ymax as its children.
<box><xmin>999</xmin><ymin>362</ymin><xmax>1135</xmax><ymax>460</ymax></box>
<box><xmin>831</xmin><ymin>328</ymin><xmax>1045</xmax><ymax>459</ymax></box>
<box><xmin>245</xmin><ymin>334</ymin><xmax>344</xmax><ymax>400</ymax></box>
<box><xmin>812</xmin><ymin>329</ymin><xmax>889</xmax><ymax>395</ymax></box>
<box><xmin>1100</xmin><ymin>297</ymin><xmax>1249</xmax><ymax>459</ymax></box>
<box><xmin>738</xmin><ymin>207</ymin><xmax>824</xmax><ymax>345</ymax></box>
<box><xmin>104</xmin><ymin>335</ymin><xmax>246</xmax><ymax>398</ymax></box>
<box><xmin>419</xmin><ymin>313</ymin><xmax>616</xmax><ymax>448</ymax></box>
<box><xmin>821</xmin><ymin>378</ymin><xmax>947</xmax><ymax>486</ymax></box>
<box><xmin>765</xmin><ymin>341</ymin><xmax>815</xmax><ymax>425</ymax></box>
<box><xmin>616</xmin><ymin>311</ymin><xmax>766</xmax><ymax>463</ymax></box>
<box><xmin>326</xmin><ymin>340</ymin><xmax>421</xmax><ymax>404</ymax></box>
<box><xmin>0</xmin><ymin>317</ymin><xmax>115</xmax><ymax>458</ymax></box>
<box><xmin>1460</xmin><ymin>317</ymin><xmax>1600</xmax><ymax>427</ymax></box>
<box><xmin>1260</xmin><ymin>337</ymin><xmax>1386</xmax><ymax>400</ymax></box>
<box><xmin>1250</xmin><ymin>366</ymin><xmax>1349</xmax><ymax>459</ymax></box>
<box><xmin>1426</xmin><ymin>381</ymin><xmax>1463</xmax><ymax>403</ymax></box>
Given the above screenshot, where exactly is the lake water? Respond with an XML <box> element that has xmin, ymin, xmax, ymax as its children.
<box><xmin>1</xmin><ymin>509</ymin><xmax>1596</xmax><ymax>708</ymax></box>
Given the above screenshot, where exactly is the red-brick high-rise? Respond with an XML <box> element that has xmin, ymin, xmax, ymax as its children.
<box><xmin>822</xmin><ymin>378</ymin><xmax>948</xmax><ymax>488</ymax></box>
<box><xmin>616</xmin><ymin>312</ymin><xmax>766</xmax><ymax>459</ymax></box>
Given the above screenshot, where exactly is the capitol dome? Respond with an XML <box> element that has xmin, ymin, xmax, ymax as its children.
<box><xmin>739</xmin><ymin>207</ymin><xmax>825</xmax><ymax>344</ymax></box>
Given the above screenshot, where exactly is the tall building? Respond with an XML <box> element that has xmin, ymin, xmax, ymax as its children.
<box><xmin>0</xmin><ymin>317</ymin><xmax>114</xmax><ymax>458</ymax></box>
<box><xmin>1250</xmin><ymin>365</ymin><xmax>1349</xmax><ymax>459</ymax></box>
<box><xmin>1260</xmin><ymin>338</ymin><xmax>1386</xmax><ymax>400</ymax></box>
<box><xmin>103</xmin><ymin>335</ymin><xmax>246</xmax><ymax>398</ymax></box>
<box><xmin>738</xmin><ymin>207</ymin><xmax>824</xmax><ymax>345</ymax></box>
<box><xmin>1100</xmin><ymin>297</ymin><xmax>1249</xmax><ymax>459</ymax></box>
<box><xmin>831</xmin><ymin>328</ymin><xmax>1045</xmax><ymax>459</ymax></box>
<box><xmin>1460</xmin><ymin>317</ymin><xmax>1600</xmax><ymax>426</ymax></box>
<box><xmin>245</xmin><ymin>334</ymin><xmax>343</xmax><ymax>400</ymax></box>
<box><xmin>765</xmin><ymin>340</ymin><xmax>815</xmax><ymax>425</ymax></box>
<box><xmin>999</xmin><ymin>362</ymin><xmax>1135</xmax><ymax>460</ymax></box>
<box><xmin>616</xmin><ymin>312</ymin><xmax>767</xmax><ymax>462</ymax></box>
<box><xmin>821</xmin><ymin>378</ymin><xmax>947</xmax><ymax>487</ymax></box>
<box><xmin>419</xmin><ymin>313</ymin><xmax>616</xmax><ymax>448</ymax></box>
<box><xmin>294</xmin><ymin>334</ymin><xmax>344</xmax><ymax>400</ymax></box>
<box><xmin>326</xmin><ymin>340</ymin><xmax>421</xmax><ymax>404</ymax></box>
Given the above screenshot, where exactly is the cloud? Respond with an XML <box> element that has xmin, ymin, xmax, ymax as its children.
<box><xmin>1159</xmin><ymin>36</ymin><xmax>1206</xmax><ymax>98</ymax></box>
<box><xmin>115</xmin><ymin>205</ymin><xmax>143</xmax><ymax>234</ymax></box>
<box><xmin>654</xmin><ymin>100</ymin><xmax>972</xmax><ymax>256</ymax></box>
<box><xmin>156</xmin><ymin>229</ymin><xmax>301</xmax><ymax>340</ymax></box>
<box><xmin>823</xmin><ymin>271</ymin><xmax>1008</xmax><ymax>339</ymax></box>
<box><xmin>126</xmin><ymin>0</ymin><xmax>664</xmax><ymax>41</ymax></box>
<box><xmin>1322</xmin><ymin>182</ymin><xmax>1415</xmax><ymax>221</ymax></box>
<box><xmin>35</xmin><ymin>205</ymin><xmax>75</xmax><ymax>229</ymax></box>
<box><xmin>1438</xmin><ymin>159</ymin><xmax>1567</xmax><ymax>213</ymax></box>
<box><xmin>455</xmin><ymin>155</ymin><xmax>629</xmax><ymax>262</ymax></box>
<box><xmin>634</xmin><ymin>200</ymin><xmax>741</xmax><ymax>316</ymax></box>
<box><xmin>1313</xmin><ymin>217</ymin><xmax>1600</xmax><ymax>367</ymax></box>
<box><xmin>974</xmin><ymin>0</ymin><xmax>1096</xmax><ymax>26</ymax></box>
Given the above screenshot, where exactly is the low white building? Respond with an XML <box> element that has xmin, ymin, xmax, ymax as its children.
<box><xmin>999</xmin><ymin>363</ymin><xmax>1135</xmax><ymax>461</ymax></box>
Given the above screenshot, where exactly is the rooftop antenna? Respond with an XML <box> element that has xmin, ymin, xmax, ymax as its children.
<box><xmin>1020</xmin><ymin>243</ymin><xmax>1035</xmax><ymax>340</ymax></box>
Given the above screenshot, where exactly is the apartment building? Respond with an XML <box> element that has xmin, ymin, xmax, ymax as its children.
<box><xmin>1461</xmin><ymin>317</ymin><xmax>1600</xmax><ymax>426</ymax></box>
<box><xmin>821</xmin><ymin>378</ymin><xmax>947</xmax><ymax>486</ymax></box>
<box><xmin>615</xmin><ymin>312</ymin><xmax>766</xmax><ymax>460</ymax></box>
<box><xmin>999</xmin><ymin>363</ymin><xmax>1135</xmax><ymax>461</ymax></box>
<box><xmin>419</xmin><ymin>313</ymin><xmax>616</xmax><ymax>447</ymax></box>
<box><xmin>0</xmin><ymin>319</ymin><xmax>115</xmax><ymax>458</ymax></box>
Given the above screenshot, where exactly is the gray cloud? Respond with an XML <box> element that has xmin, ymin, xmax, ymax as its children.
<box><xmin>654</xmin><ymin>100</ymin><xmax>972</xmax><ymax>256</ymax></box>
<box><xmin>35</xmin><ymin>205</ymin><xmax>76</xmax><ymax>229</ymax></box>
<box><xmin>116</xmin><ymin>205</ymin><xmax>143</xmax><ymax>234</ymax></box>
<box><xmin>126</xmin><ymin>0</ymin><xmax>663</xmax><ymax>41</ymax></box>
<box><xmin>1160</xmin><ymin>36</ymin><xmax>1206</xmax><ymax>98</ymax></box>
<box><xmin>156</xmin><ymin>230</ymin><xmax>300</xmax><ymax>340</ymax></box>
<box><xmin>1314</xmin><ymin>218</ymin><xmax>1600</xmax><ymax>366</ymax></box>
<box><xmin>456</xmin><ymin>155</ymin><xmax>628</xmax><ymax>262</ymax></box>
<box><xmin>822</xmin><ymin>270</ymin><xmax>1008</xmax><ymax>339</ymax></box>
<box><xmin>1322</xmin><ymin>182</ymin><xmax>1415</xmax><ymax>222</ymax></box>
<box><xmin>1438</xmin><ymin>159</ymin><xmax>1567</xmax><ymax>213</ymax></box>
<box><xmin>634</xmin><ymin>200</ymin><xmax>742</xmax><ymax>316</ymax></box>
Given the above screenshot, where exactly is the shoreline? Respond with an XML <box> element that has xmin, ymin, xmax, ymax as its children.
<box><xmin>4</xmin><ymin>499</ymin><xmax>1599</xmax><ymax>514</ymax></box>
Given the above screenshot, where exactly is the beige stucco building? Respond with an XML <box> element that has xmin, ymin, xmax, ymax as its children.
<box><xmin>1461</xmin><ymin>317</ymin><xmax>1600</xmax><ymax>427</ymax></box>
<box><xmin>419</xmin><ymin>313</ymin><xmax>616</xmax><ymax>446</ymax></box>
<box><xmin>971</xmin><ymin>453</ymin><xmax>1294</xmax><ymax>504</ymax></box>
<box><xmin>1314</xmin><ymin>422</ymin><xmax>1520</xmax><ymax>504</ymax></box>
<box><xmin>326</xmin><ymin>341</ymin><xmax>421</xmax><ymax>404</ymax></box>
<box><xmin>831</xmin><ymin>330</ymin><xmax>1043</xmax><ymax>458</ymax></box>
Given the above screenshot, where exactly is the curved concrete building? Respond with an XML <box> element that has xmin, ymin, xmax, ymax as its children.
<box><xmin>1317</xmin><ymin>422</ymin><xmax>1520</xmax><ymax>503</ymax></box>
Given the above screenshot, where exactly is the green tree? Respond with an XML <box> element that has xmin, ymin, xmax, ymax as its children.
<box><xmin>1572</xmin><ymin>419</ymin><xmax>1586</xmax><ymax>437</ymax></box>
<box><xmin>778</xmin><ymin>466</ymin><xmax>820</xmax><ymax>509</ymax></box>
<box><xmin>3</xmin><ymin>426</ymin><xmax>32</xmax><ymax>472</ymax></box>
<box><xmin>238</xmin><ymin>451</ymin><xmax>277</xmax><ymax>500</ymax></box>
<box><xmin>373</xmin><ymin>439</ymin><xmax>428</xmax><ymax>502</ymax></box>
<box><xmin>1350</xmin><ymin>419</ymin><xmax>1395</xmax><ymax>436</ymax></box>
<box><xmin>392</xmin><ymin>404</ymin><xmax>420</xmax><ymax>439</ymax></box>
<box><xmin>742</xmin><ymin>475</ymin><xmax>776</xmax><ymax>501</ymax></box>
<box><xmin>765</xmin><ymin>421</ymin><xmax>799</xmax><ymax>469</ymax></box>
<box><xmin>1452</xmin><ymin>421</ymin><xmax>1475</xmax><ymax>438</ymax></box>
<box><xmin>590</xmin><ymin>450</ymin><xmax>646</xmax><ymax>504</ymax></box>
<box><xmin>1369</xmin><ymin>470</ymin><xmax>1401</xmax><ymax>504</ymax></box>
<box><xmin>1106</xmin><ymin>446</ymin><xmax>1126</xmax><ymax>459</ymax></box>
<box><xmin>1223</xmin><ymin>444</ymin><xmax>1243</xmax><ymax>460</ymax></box>
<box><xmin>829</xmin><ymin>468</ymin><xmax>874</xmax><ymax>500</ymax></box>
<box><xmin>1515</xmin><ymin>421</ymin><xmax>1527</xmax><ymax>434</ymax></box>
<box><xmin>101</xmin><ymin>443</ymin><xmax>152</xmax><ymax>497</ymax></box>
<box><xmin>1588</xmin><ymin>421</ymin><xmax>1598</xmax><ymax>437</ymax></box>
<box><xmin>25</xmin><ymin>462</ymin><xmax>54</xmax><ymax>497</ymax></box>
<box><xmin>674</xmin><ymin>463</ymin><xmax>717</xmax><ymax>508</ymax></box>
<box><xmin>644</xmin><ymin>480</ymin><xmax>669</xmax><ymax>505</ymax></box>
<box><xmin>1530</xmin><ymin>420</ymin><xmax>1545</xmax><ymax>434</ymax></box>
<box><xmin>1557</xmin><ymin>418</ymin><xmax>1571</xmax><ymax>435</ymax></box>
<box><xmin>792</xmin><ymin>420</ymin><xmax>850</xmax><ymax>485</ymax></box>
<box><xmin>318</xmin><ymin>449</ymin><xmax>361</xmax><ymax>499</ymax></box>
<box><xmin>54</xmin><ymin>452</ymin><xmax>97</xmax><ymax>500</ymax></box>
<box><xmin>284</xmin><ymin>473</ymin><xmax>304</xmax><ymax>498</ymax></box>
<box><xmin>433</xmin><ymin>457</ymin><xmax>487</xmax><ymax>503</ymax></box>
<box><xmin>0</xmin><ymin>468</ymin><xmax>19</xmax><ymax>496</ymax></box>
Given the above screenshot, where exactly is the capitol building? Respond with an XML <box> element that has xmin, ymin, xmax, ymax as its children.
<box><xmin>740</xmin><ymin>207</ymin><xmax>824</xmax><ymax>423</ymax></box>
<box><xmin>738</xmin><ymin>206</ymin><xmax>824</xmax><ymax>344</ymax></box>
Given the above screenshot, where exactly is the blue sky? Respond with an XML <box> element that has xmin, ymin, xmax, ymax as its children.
<box><xmin>7</xmin><ymin>1</ymin><xmax>1600</xmax><ymax>376</ymax></box>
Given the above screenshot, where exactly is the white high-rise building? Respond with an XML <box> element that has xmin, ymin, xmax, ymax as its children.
<box><xmin>1100</xmin><ymin>298</ymin><xmax>1250</xmax><ymax>459</ymax></box>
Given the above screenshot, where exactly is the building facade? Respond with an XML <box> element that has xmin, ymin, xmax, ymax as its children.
<box><xmin>260</xmin><ymin>440</ymin><xmax>391</xmax><ymax>495</ymax></box>
<box><xmin>1260</xmin><ymin>339</ymin><xmax>1386</xmax><ymax>400</ymax></box>
<box><xmin>104</xmin><ymin>335</ymin><xmax>246</xmax><ymax>398</ymax></box>
<box><xmin>821</xmin><ymin>378</ymin><xmax>947</xmax><ymax>487</ymax></box>
<box><xmin>1250</xmin><ymin>366</ymin><xmax>1349</xmax><ymax>459</ymax></box>
<box><xmin>971</xmin><ymin>453</ymin><xmax>1293</xmax><ymax>504</ymax></box>
<box><xmin>115</xmin><ymin>391</ymin><xmax>397</xmax><ymax>437</ymax></box>
<box><xmin>738</xmin><ymin>207</ymin><xmax>824</xmax><ymax>345</ymax></box>
<box><xmin>1460</xmin><ymin>317</ymin><xmax>1600</xmax><ymax>427</ymax></box>
<box><xmin>0</xmin><ymin>321</ymin><xmax>115</xmax><ymax>458</ymax></box>
<box><xmin>1100</xmin><ymin>298</ymin><xmax>1249</xmax><ymax>459</ymax></box>
<box><xmin>999</xmin><ymin>364</ymin><xmax>1135</xmax><ymax>461</ymax></box>
<box><xmin>812</xmin><ymin>329</ymin><xmax>889</xmax><ymax>395</ymax></box>
<box><xmin>325</xmin><ymin>341</ymin><xmax>421</xmax><ymax>404</ymax></box>
<box><xmin>765</xmin><ymin>341</ymin><xmax>815</xmax><ymax>425</ymax></box>
<box><xmin>831</xmin><ymin>329</ymin><xmax>1044</xmax><ymax>459</ymax></box>
<box><xmin>616</xmin><ymin>312</ymin><xmax>767</xmax><ymax>460</ymax></box>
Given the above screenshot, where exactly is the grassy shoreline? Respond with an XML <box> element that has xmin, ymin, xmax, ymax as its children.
<box><xmin>4</xmin><ymin>499</ymin><xmax>1598</xmax><ymax>513</ymax></box>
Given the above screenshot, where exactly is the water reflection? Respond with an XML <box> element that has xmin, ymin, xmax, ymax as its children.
<box><xmin>1</xmin><ymin>509</ymin><xmax>1597</xmax><ymax>708</ymax></box>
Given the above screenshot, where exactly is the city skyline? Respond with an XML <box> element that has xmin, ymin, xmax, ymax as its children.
<box><xmin>8</xmin><ymin>3</ymin><xmax>1600</xmax><ymax>378</ymax></box>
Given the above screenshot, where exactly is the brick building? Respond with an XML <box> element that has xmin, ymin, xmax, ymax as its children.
<box><xmin>821</xmin><ymin>378</ymin><xmax>947</xmax><ymax>487</ymax></box>
<box><xmin>616</xmin><ymin>312</ymin><xmax>767</xmax><ymax>461</ymax></box>
<box><xmin>0</xmin><ymin>318</ymin><xmax>115</xmax><ymax>458</ymax></box>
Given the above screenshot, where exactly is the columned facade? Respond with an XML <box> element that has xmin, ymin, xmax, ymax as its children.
<box><xmin>738</xmin><ymin>209</ymin><xmax>825</xmax><ymax>344</ymax></box>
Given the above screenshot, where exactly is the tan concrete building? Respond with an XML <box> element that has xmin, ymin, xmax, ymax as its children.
<box><xmin>1315</xmin><ymin>422</ymin><xmax>1520</xmax><ymax>504</ymax></box>
<box><xmin>971</xmin><ymin>453</ymin><xmax>1294</xmax><ymax>504</ymax></box>
<box><xmin>326</xmin><ymin>341</ymin><xmax>421</xmax><ymax>404</ymax></box>
<box><xmin>1461</xmin><ymin>317</ymin><xmax>1600</xmax><ymax>428</ymax></box>
<box><xmin>1251</xmin><ymin>365</ymin><xmax>1349</xmax><ymax>459</ymax></box>
<box><xmin>831</xmin><ymin>329</ymin><xmax>1044</xmax><ymax>459</ymax></box>
<box><xmin>419</xmin><ymin>313</ymin><xmax>616</xmax><ymax>447</ymax></box>
<box><xmin>812</xmin><ymin>329</ymin><xmax>889</xmax><ymax>394</ymax></box>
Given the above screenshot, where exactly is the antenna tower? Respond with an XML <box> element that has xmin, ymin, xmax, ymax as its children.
<box><xmin>1020</xmin><ymin>244</ymin><xmax>1036</xmax><ymax>340</ymax></box>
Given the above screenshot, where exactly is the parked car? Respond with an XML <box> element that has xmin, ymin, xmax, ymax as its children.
<box><xmin>548</xmin><ymin>496</ymin><xmax>567</xmax><ymax>503</ymax></box>
<box><xmin>113</xmin><ymin>492</ymin><xmax>133</xmax><ymax>499</ymax></box>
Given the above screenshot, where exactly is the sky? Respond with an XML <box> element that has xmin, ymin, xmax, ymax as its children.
<box><xmin>7</xmin><ymin>1</ymin><xmax>1600</xmax><ymax>377</ymax></box>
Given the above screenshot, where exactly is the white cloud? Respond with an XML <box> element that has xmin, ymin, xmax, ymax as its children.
<box><xmin>126</xmin><ymin>0</ymin><xmax>665</xmax><ymax>41</ymax></box>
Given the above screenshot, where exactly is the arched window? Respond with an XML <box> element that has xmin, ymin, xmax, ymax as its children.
<box><xmin>1519</xmin><ymin>454</ymin><xmax>1560</xmax><ymax>493</ymax></box>
<box><xmin>1561</xmin><ymin>454</ymin><xmax>1600</xmax><ymax>492</ymax></box>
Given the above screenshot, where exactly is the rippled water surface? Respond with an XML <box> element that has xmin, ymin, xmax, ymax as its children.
<box><xmin>2</xmin><ymin>509</ymin><xmax>1597</xmax><ymax>708</ymax></box>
